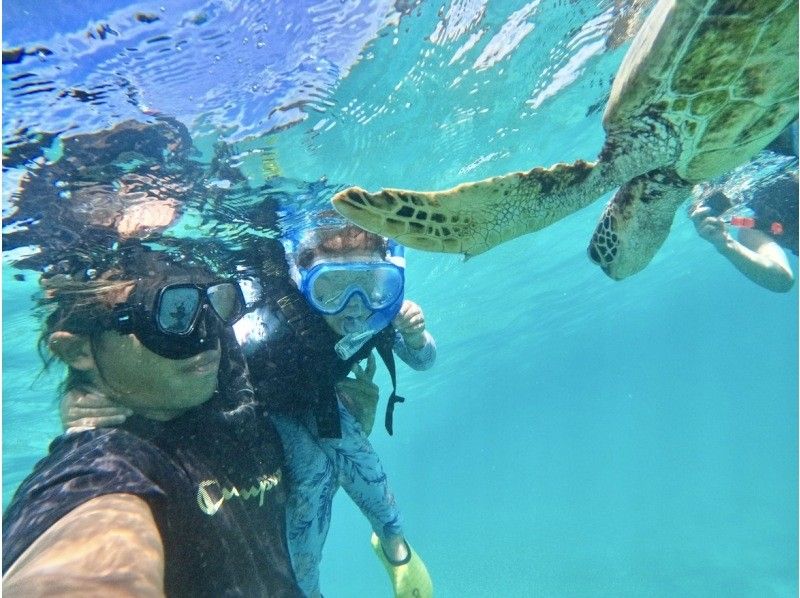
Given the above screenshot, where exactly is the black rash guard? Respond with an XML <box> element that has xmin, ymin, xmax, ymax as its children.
<box><xmin>749</xmin><ymin>172</ymin><xmax>798</xmax><ymax>255</ymax></box>
<box><xmin>2</xmin><ymin>401</ymin><xmax>302</xmax><ymax>598</ymax></box>
<box><xmin>237</xmin><ymin>277</ymin><xmax>396</xmax><ymax>439</ymax></box>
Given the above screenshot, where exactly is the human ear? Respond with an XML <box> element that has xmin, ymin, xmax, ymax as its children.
<box><xmin>48</xmin><ymin>331</ymin><xmax>96</xmax><ymax>371</ymax></box>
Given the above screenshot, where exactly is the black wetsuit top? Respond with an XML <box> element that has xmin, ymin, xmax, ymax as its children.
<box><xmin>242</xmin><ymin>296</ymin><xmax>395</xmax><ymax>438</ymax></box>
<box><xmin>749</xmin><ymin>172</ymin><xmax>798</xmax><ymax>255</ymax></box>
<box><xmin>242</xmin><ymin>269</ymin><xmax>396</xmax><ymax>439</ymax></box>
<box><xmin>2</xmin><ymin>401</ymin><xmax>302</xmax><ymax>597</ymax></box>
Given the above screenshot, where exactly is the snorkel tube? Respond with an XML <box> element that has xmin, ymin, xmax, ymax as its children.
<box><xmin>333</xmin><ymin>240</ymin><xmax>405</xmax><ymax>359</ymax></box>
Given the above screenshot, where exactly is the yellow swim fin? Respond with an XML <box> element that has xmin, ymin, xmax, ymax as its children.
<box><xmin>371</xmin><ymin>533</ymin><xmax>433</xmax><ymax>598</ymax></box>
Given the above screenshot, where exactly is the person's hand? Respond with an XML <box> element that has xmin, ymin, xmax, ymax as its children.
<box><xmin>689</xmin><ymin>205</ymin><xmax>731</xmax><ymax>250</ymax></box>
<box><xmin>392</xmin><ymin>300</ymin><xmax>427</xmax><ymax>350</ymax></box>
<box><xmin>60</xmin><ymin>387</ymin><xmax>133</xmax><ymax>431</ymax></box>
<box><xmin>336</xmin><ymin>354</ymin><xmax>380</xmax><ymax>436</ymax></box>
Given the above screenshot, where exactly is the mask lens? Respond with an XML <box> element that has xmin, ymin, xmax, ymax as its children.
<box><xmin>156</xmin><ymin>286</ymin><xmax>202</xmax><ymax>334</ymax></box>
<box><xmin>310</xmin><ymin>270</ymin><xmax>364</xmax><ymax>311</ymax></box>
<box><xmin>207</xmin><ymin>282</ymin><xmax>244</xmax><ymax>324</ymax></box>
<box><xmin>370</xmin><ymin>269</ymin><xmax>400</xmax><ymax>304</ymax></box>
<box><xmin>308</xmin><ymin>264</ymin><xmax>403</xmax><ymax>313</ymax></box>
<box><xmin>142</xmin><ymin>311</ymin><xmax>221</xmax><ymax>360</ymax></box>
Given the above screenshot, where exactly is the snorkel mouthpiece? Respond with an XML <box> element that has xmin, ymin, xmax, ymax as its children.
<box><xmin>334</xmin><ymin>330</ymin><xmax>376</xmax><ymax>360</ymax></box>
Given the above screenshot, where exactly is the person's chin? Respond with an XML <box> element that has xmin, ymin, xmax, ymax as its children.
<box><xmin>172</xmin><ymin>377</ymin><xmax>218</xmax><ymax>409</ymax></box>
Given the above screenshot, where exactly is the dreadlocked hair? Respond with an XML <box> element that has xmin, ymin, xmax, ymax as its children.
<box><xmin>37</xmin><ymin>269</ymin><xmax>135</xmax><ymax>376</ymax></box>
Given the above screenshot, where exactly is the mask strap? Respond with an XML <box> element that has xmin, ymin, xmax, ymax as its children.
<box><xmin>375</xmin><ymin>340</ymin><xmax>405</xmax><ymax>436</ymax></box>
<box><xmin>386</xmin><ymin>240</ymin><xmax>406</xmax><ymax>268</ymax></box>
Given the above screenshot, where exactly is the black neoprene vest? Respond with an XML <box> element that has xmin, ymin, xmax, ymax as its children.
<box><xmin>247</xmin><ymin>263</ymin><xmax>400</xmax><ymax>438</ymax></box>
<box><xmin>749</xmin><ymin>173</ymin><xmax>799</xmax><ymax>255</ymax></box>
<box><xmin>2</xmin><ymin>403</ymin><xmax>302</xmax><ymax>597</ymax></box>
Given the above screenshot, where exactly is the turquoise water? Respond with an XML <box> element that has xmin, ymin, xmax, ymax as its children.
<box><xmin>3</xmin><ymin>0</ymin><xmax>798</xmax><ymax>596</ymax></box>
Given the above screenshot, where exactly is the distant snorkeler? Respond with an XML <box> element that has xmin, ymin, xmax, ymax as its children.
<box><xmin>2</xmin><ymin>246</ymin><xmax>304</xmax><ymax>596</ymax></box>
<box><xmin>689</xmin><ymin>121</ymin><xmax>798</xmax><ymax>293</ymax></box>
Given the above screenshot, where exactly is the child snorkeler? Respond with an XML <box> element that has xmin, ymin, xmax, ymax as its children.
<box><xmin>235</xmin><ymin>221</ymin><xmax>436</xmax><ymax>597</ymax></box>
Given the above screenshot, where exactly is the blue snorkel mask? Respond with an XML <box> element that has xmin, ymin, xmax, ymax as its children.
<box><xmin>297</xmin><ymin>240</ymin><xmax>406</xmax><ymax>335</ymax></box>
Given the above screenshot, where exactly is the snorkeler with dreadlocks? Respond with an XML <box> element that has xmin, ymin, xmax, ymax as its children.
<box><xmin>2</xmin><ymin>247</ymin><xmax>303</xmax><ymax>596</ymax></box>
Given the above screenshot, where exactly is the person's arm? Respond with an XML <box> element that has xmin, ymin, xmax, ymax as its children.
<box><xmin>732</xmin><ymin>227</ymin><xmax>795</xmax><ymax>291</ymax></box>
<box><xmin>3</xmin><ymin>493</ymin><xmax>165</xmax><ymax>597</ymax></box>
<box><xmin>690</xmin><ymin>205</ymin><xmax>795</xmax><ymax>292</ymax></box>
<box><xmin>391</xmin><ymin>300</ymin><xmax>436</xmax><ymax>370</ymax></box>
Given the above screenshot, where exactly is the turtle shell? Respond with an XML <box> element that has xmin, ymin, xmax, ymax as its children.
<box><xmin>603</xmin><ymin>0</ymin><xmax>798</xmax><ymax>182</ymax></box>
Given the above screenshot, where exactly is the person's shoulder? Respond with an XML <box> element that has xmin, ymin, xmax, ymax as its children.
<box><xmin>2</xmin><ymin>428</ymin><xmax>168</xmax><ymax>574</ymax></box>
<box><xmin>50</xmin><ymin>425</ymin><xmax>164</xmax><ymax>458</ymax></box>
<box><xmin>19</xmin><ymin>428</ymin><xmax>167</xmax><ymax>501</ymax></box>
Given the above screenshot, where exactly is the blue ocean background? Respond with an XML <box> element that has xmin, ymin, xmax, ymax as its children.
<box><xmin>3</xmin><ymin>0</ymin><xmax>797</xmax><ymax>596</ymax></box>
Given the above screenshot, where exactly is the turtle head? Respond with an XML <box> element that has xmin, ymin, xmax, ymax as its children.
<box><xmin>588</xmin><ymin>171</ymin><xmax>691</xmax><ymax>280</ymax></box>
<box><xmin>587</xmin><ymin>206</ymin><xmax>623</xmax><ymax>278</ymax></box>
<box><xmin>587</xmin><ymin>198</ymin><xmax>668</xmax><ymax>280</ymax></box>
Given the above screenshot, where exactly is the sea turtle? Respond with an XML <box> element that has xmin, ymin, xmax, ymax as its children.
<box><xmin>332</xmin><ymin>0</ymin><xmax>798</xmax><ymax>279</ymax></box>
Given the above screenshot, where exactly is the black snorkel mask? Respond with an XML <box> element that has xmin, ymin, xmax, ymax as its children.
<box><xmin>109</xmin><ymin>277</ymin><xmax>246</xmax><ymax>360</ymax></box>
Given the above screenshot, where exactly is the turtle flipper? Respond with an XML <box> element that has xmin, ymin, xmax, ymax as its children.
<box><xmin>588</xmin><ymin>168</ymin><xmax>692</xmax><ymax>279</ymax></box>
<box><xmin>332</xmin><ymin>160</ymin><xmax>605</xmax><ymax>256</ymax></box>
